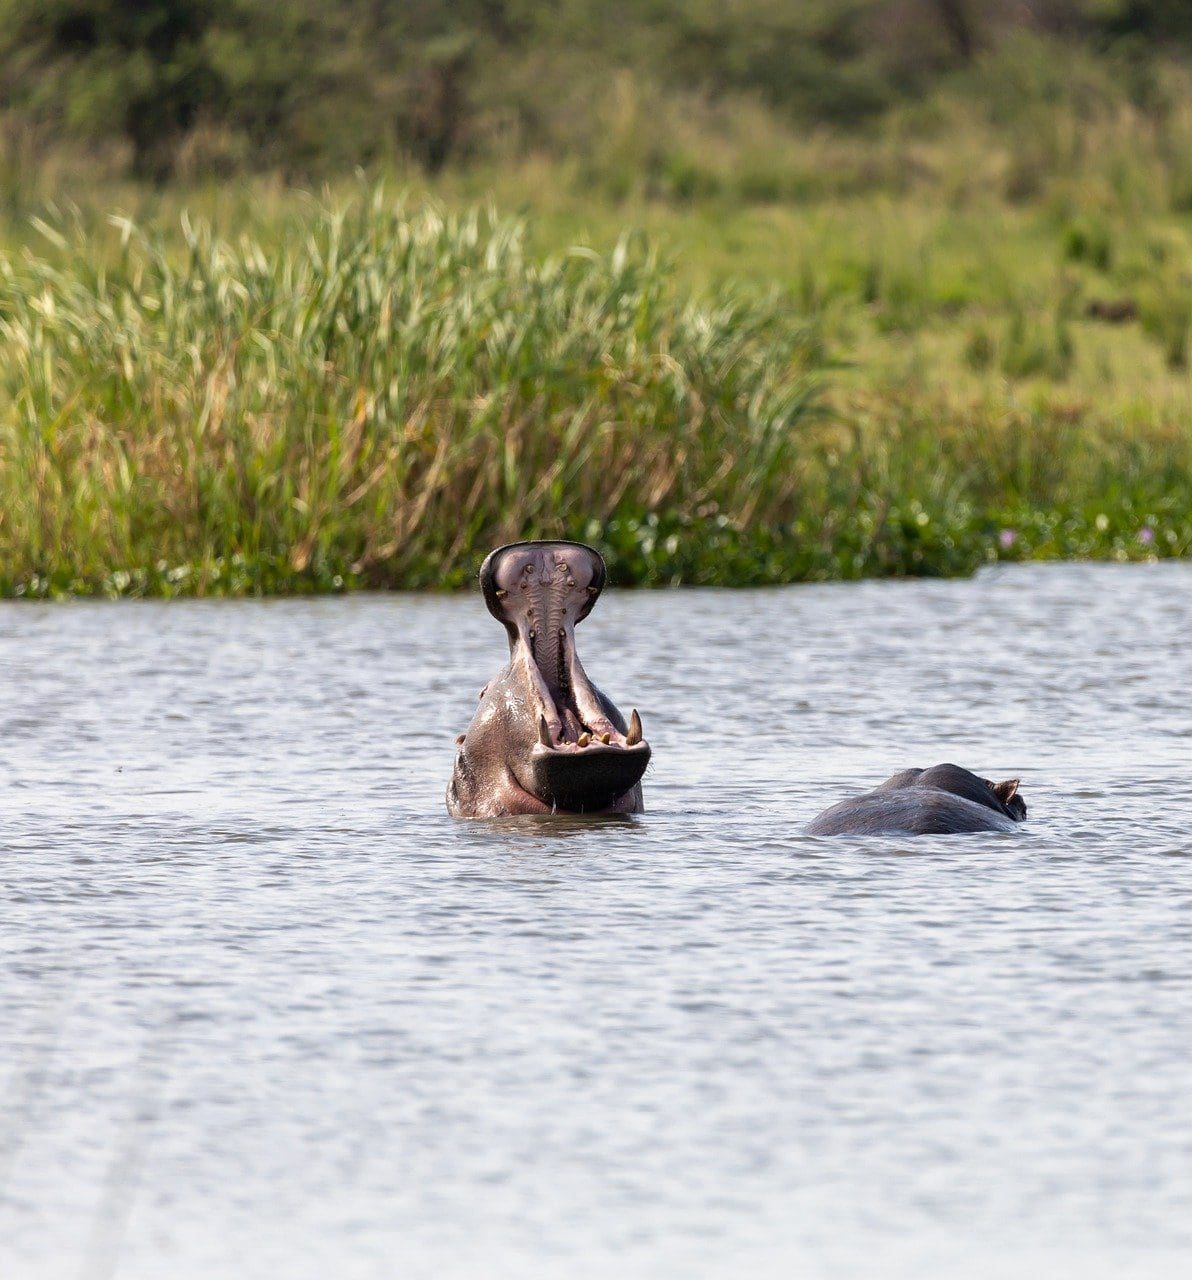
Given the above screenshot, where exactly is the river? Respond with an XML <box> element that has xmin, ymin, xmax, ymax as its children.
<box><xmin>2</xmin><ymin>562</ymin><xmax>1190</xmax><ymax>1278</ymax></box>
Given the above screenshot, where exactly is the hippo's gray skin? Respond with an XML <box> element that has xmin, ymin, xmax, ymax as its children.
<box><xmin>447</xmin><ymin>541</ymin><xmax>650</xmax><ymax>817</ymax></box>
<box><xmin>807</xmin><ymin>763</ymin><xmax>1026</xmax><ymax>836</ymax></box>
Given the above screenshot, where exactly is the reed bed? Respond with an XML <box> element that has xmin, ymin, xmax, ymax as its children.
<box><xmin>0</xmin><ymin>193</ymin><xmax>823</xmax><ymax>594</ymax></box>
<box><xmin>0</xmin><ymin>189</ymin><xmax>1187</xmax><ymax>597</ymax></box>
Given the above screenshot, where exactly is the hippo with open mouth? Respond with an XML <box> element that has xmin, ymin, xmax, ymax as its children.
<box><xmin>807</xmin><ymin>763</ymin><xmax>1027</xmax><ymax>836</ymax></box>
<box><xmin>447</xmin><ymin>541</ymin><xmax>650</xmax><ymax>817</ymax></box>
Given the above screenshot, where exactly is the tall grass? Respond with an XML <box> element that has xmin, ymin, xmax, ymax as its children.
<box><xmin>0</xmin><ymin>188</ymin><xmax>1187</xmax><ymax>598</ymax></box>
<box><xmin>0</xmin><ymin>192</ymin><xmax>824</xmax><ymax>594</ymax></box>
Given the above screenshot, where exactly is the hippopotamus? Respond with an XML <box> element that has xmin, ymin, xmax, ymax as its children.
<box><xmin>447</xmin><ymin>541</ymin><xmax>650</xmax><ymax>817</ymax></box>
<box><xmin>807</xmin><ymin>763</ymin><xmax>1027</xmax><ymax>836</ymax></box>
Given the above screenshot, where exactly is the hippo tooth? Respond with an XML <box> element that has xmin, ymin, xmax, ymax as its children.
<box><xmin>537</xmin><ymin>715</ymin><xmax>553</xmax><ymax>748</ymax></box>
<box><xmin>599</xmin><ymin>732</ymin><xmax>611</xmax><ymax>745</ymax></box>
<box><xmin>626</xmin><ymin>709</ymin><xmax>642</xmax><ymax>746</ymax></box>
<box><xmin>577</xmin><ymin>732</ymin><xmax>591</xmax><ymax>747</ymax></box>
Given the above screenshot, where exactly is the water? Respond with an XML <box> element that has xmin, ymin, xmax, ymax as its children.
<box><xmin>2</xmin><ymin>562</ymin><xmax>1190</xmax><ymax>1280</ymax></box>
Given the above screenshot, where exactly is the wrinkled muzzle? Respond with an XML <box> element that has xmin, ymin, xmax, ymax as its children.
<box><xmin>481</xmin><ymin>541</ymin><xmax>650</xmax><ymax>810</ymax></box>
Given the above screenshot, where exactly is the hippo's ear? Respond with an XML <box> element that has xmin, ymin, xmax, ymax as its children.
<box><xmin>991</xmin><ymin>778</ymin><xmax>1020</xmax><ymax>804</ymax></box>
<box><xmin>479</xmin><ymin>541</ymin><xmax>606</xmax><ymax>628</ymax></box>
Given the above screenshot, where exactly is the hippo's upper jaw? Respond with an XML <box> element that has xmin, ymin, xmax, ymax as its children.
<box><xmin>448</xmin><ymin>542</ymin><xmax>650</xmax><ymax>817</ymax></box>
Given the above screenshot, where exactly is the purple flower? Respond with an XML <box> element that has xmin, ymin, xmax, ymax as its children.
<box><xmin>999</xmin><ymin>528</ymin><xmax>1017</xmax><ymax>550</ymax></box>
<box><xmin>1138</xmin><ymin>526</ymin><xmax>1155</xmax><ymax>546</ymax></box>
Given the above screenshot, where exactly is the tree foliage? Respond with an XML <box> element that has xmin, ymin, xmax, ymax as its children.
<box><xmin>0</xmin><ymin>0</ymin><xmax>1187</xmax><ymax>179</ymax></box>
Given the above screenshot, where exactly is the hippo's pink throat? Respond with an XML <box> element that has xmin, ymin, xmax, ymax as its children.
<box><xmin>517</xmin><ymin>575</ymin><xmax>588</xmax><ymax>741</ymax></box>
<box><xmin>489</xmin><ymin>544</ymin><xmax>619</xmax><ymax>746</ymax></box>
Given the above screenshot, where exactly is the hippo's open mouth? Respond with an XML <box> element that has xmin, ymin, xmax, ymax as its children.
<box><xmin>481</xmin><ymin>541</ymin><xmax>651</xmax><ymax>809</ymax></box>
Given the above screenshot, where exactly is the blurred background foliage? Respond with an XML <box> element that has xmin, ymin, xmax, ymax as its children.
<box><xmin>1</xmin><ymin>2</ymin><xmax>1191</xmax><ymax>182</ymax></box>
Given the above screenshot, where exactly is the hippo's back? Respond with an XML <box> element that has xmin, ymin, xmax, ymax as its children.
<box><xmin>807</xmin><ymin>788</ymin><xmax>1019</xmax><ymax>836</ymax></box>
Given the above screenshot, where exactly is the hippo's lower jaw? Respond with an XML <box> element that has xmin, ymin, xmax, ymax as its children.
<box><xmin>528</xmin><ymin>736</ymin><xmax>651</xmax><ymax>812</ymax></box>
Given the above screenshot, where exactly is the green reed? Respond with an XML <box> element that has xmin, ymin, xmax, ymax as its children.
<box><xmin>0</xmin><ymin>189</ymin><xmax>1187</xmax><ymax>598</ymax></box>
<box><xmin>0</xmin><ymin>192</ymin><xmax>825</xmax><ymax>594</ymax></box>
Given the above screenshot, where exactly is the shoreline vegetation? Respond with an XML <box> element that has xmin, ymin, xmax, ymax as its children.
<box><xmin>1</xmin><ymin>180</ymin><xmax>1189</xmax><ymax>599</ymax></box>
<box><xmin>2</xmin><ymin>196</ymin><xmax>826</xmax><ymax>596</ymax></box>
<box><xmin>2</xmin><ymin>12</ymin><xmax>1191</xmax><ymax>596</ymax></box>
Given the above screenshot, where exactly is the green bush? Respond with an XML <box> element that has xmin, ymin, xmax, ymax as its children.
<box><xmin>999</xmin><ymin>308</ymin><xmax>1074</xmax><ymax>380</ymax></box>
<box><xmin>1062</xmin><ymin>217</ymin><xmax>1114</xmax><ymax>271</ymax></box>
<box><xmin>963</xmin><ymin>322</ymin><xmax>997</xmax><ymax>371</ymax></box>
<box><xmin>1139</xmin><ymin>284</ymin><xmax>1192</xmax><ymax>369</ymax></box>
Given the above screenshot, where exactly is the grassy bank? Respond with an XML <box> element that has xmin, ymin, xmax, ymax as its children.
<box><xmin>1</xmin><ymin>174</ymin><xmax>1188</xmax><ymax>598</ymax></box>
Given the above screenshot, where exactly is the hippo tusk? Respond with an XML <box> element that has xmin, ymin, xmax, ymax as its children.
<box><xmin>537</xmin><ymin>715</ymin><xmax>553</xmax><ymax>748</ymax></box>
<box><xmin>626</xmin><ymin>709</ymin><xmax>642</xmax><ymax>746</ymax></box>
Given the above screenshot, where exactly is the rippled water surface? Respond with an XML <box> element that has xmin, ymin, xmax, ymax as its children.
<box><xmin>2</xmin><ymin>563</ymin><xmax>1191</xmax><ymax>1279</ymax></box>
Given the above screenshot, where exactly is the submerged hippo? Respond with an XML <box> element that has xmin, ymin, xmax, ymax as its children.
<box><xmin>447</xmin><ymin>541</ymin><xmax>650</xmax><ymax>817</ymax></box>
<box><xmin>807</xmin><ymin>763</ymin><xmax>1027</xmax><ymax>836</ymax></box>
